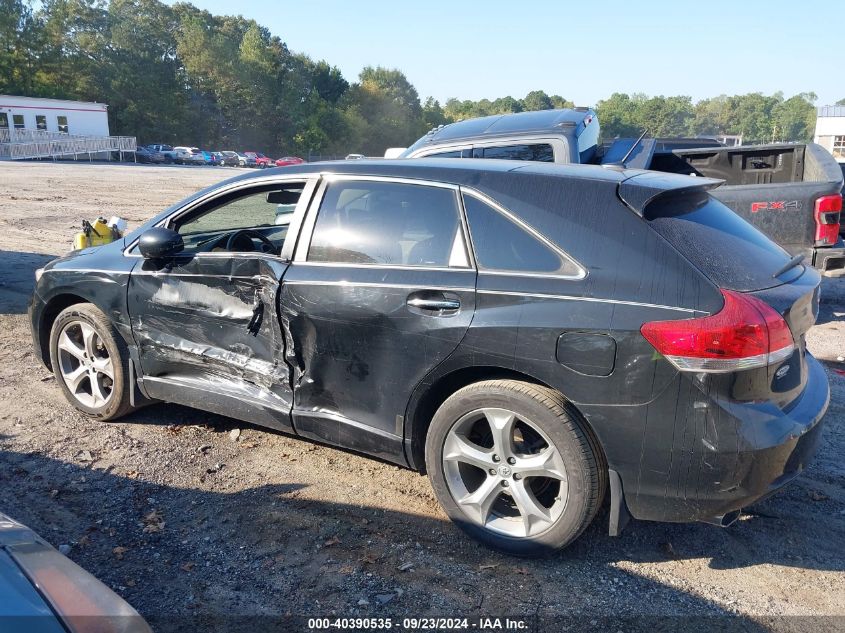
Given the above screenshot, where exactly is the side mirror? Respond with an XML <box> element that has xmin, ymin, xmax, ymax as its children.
<box><xmin>138</xmin><ymin>227</ymin><xmax>184</xmax><ymax>259</ymax></box>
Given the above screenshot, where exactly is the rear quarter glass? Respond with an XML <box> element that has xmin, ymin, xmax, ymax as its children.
<box><xmin>645</xmin><ymin>191</ymin><xmax>801</xmax><ymax>292</ymax></box>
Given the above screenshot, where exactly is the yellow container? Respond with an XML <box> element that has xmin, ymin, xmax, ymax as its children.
<box><xmin>73</xmin><ymin>217</ymin><xmax>115</xmax><ymax>250</ymax></box>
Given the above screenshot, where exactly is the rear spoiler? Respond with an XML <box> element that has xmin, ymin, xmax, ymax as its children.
<box><xmin>618</xmin><ymin>171</ymin><xmax>724</xmax><ymax>216</ymax></box>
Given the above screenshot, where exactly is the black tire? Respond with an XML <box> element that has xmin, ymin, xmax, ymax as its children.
<box><xmin>425</xmin><ymin>380</ymin><xmax>606</xmax><ymax>556</ymax></box>
<box><xmin>48</xmin><ymin>303</ymin><xmax>134</xmax><ymax>421</ymax></box>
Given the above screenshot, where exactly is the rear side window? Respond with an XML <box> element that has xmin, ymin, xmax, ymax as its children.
<box><xmin>309</xmin><ymin>181</ymin><xmax>464</xmax><ymax>267</ymax></box>
<box><xmin>645</xmin><ymin>191</ymin><xmax>799</xmax><ymax>291</ymax></box>
<box><xmin>478</xmin><ymin>144</ymin><xmax>554</xmax><ymax>162</ymax></box>
<box><xmin>463</xmin><ymin>193</ymin><xmax>583</xmax><ymax>276</ymax></box>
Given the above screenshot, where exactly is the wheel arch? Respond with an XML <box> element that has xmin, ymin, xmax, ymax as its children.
<box><xmin>404</xmin><ymin>364</ymin><xmax>605</xmax><ymax>475</ymax></box>
<box><xmin>38</xmin><ymin>292</ymin><xmax>91</xmax><ymax>371</ymax></box>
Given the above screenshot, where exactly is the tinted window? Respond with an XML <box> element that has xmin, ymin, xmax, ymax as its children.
<box><xmin>0</xmin><ymin>113</ymin><xmax>7</xmax><ymax>128</ymax></box>
<box><xmin>35</xmin><ymin>115</ymin><xmax>47</xmax><ymax>130</ymax></box>
<box><xmin>57</xmin><ymin>116</ymin><xmax>68</xmax><ymax>133</ymax></box>
<box><xmin>481</xmin><ymin>144</ymin><xmax>554</xmax><ymax>162</ymax></box>
<box><xmin>309</xmin><ymin>181</ymin><xmax>462</xmax><ymax>267</ymax></box>
<box><xmin>463</xmin><ymin>194</ymin><xmax>580</xmax><ymax>275</ymax></box>
<box><xmin>174</xmin><ymin>185</ymin><xmax>304</xmax><ymax>253</ymax></box>
<box><xmin>645</xmin><ymin>191</ymin><xmax>799</xmax><ymax>291</ymax></box>
<box><xmin>426</xmin><ymin>150</ymin><xmax>462</xmax><ymax>158</ymax></box>
<box><xmin>12</xmin><ymin>115</ymin><xmax>24</xmax><ymax>129</ymax></box>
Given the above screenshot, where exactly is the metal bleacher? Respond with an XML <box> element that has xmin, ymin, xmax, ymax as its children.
<box><xmin>0</xmin><ymin>128</ymin><xmax>136</xmax><ymax>160</ymax></box>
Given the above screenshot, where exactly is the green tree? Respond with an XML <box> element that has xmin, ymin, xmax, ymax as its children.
<box><xmin>342</xmin><ymin>66</ymin><xmax>422</xmax><ymax>155</ymax></box>
<box><xmin>521</xmin><ymin>89</ymin><xmax>553</xmax><ymax>111</ymax></box>
<box><xmin>772</xmin><ymin>92</ymin><xmax>816</xmax><ymax>143</ymax></box>
<box><xmin>550</xmin><ymin>94</ymin><xmax>574</xmax><ymax>109</ymax></box>
<box><xmin>421</xmin><ymin>97</ymin><xmax>448</xmax><ymax>130</ymax></box>
<box><xmin>0</xmin><ymin>0</ymin><xmax>41</xmax><ymax>95</ymax></box>
<box><xmin>595</xmin><ymin>93</ymin><xmax>640</xmax><ymax>138</ymax></box>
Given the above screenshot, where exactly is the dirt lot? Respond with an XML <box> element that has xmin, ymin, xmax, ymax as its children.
<box><xmin>0</xmin><ymin>161</ymin><xmax>843</xmax><ymax>631</ymax></box>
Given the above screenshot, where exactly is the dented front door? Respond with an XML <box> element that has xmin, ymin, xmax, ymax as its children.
<box><xmin>127</xmin><ymin>254</ymin><xmax>293</xmax><ymax>431</ymax></box>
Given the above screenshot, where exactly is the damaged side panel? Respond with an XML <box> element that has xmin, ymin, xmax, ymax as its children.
<box><xmin>127</xmin><ymin>255</ymin><xmax>293</xmax><ymax>431</ymax></box>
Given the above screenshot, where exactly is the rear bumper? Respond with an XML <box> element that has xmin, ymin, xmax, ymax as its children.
<box><xmin>813</xmin><ymin>243</ymin><xmax>845</xmax><ymax>277</ymax></box>
<box><xmin>623</xmin><ymin>354</ymin><xmax>829</xmax><ymax>524</ymax></box>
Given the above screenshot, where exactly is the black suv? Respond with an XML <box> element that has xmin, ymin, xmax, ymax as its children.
<box><xmin>29</xmin><ymin>160</ymin><xmax>829</xmax><ymax>555</ymax></box>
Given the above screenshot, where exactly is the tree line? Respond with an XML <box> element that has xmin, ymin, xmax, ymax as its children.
<box><xmin>0</xmin><ymin>0</ymin><xmax>828</xmax><ymax>156</ymax></box>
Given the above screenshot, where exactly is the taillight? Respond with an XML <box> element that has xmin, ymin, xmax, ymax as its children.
<box><xmin>640</xmin><ymin>289</ymin><xmax>794</xmax><ymax>372</ymax></box>
<box><xmin>814</xmin><ymin>194</ymin><xmax>842</xmax><ymax>246</ymax></box>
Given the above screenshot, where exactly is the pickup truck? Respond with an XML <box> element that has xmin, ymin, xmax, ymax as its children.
<box><xmin>400</xmin><ymin>108</ymin><xmax>845</xmax><ymax>276</ymax></box>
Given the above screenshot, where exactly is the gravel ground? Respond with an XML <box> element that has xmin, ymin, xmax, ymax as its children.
<box><xmin>0</xmin><ymin>161</ymin><xmax>843</xmax><ymax>632</ymax></box>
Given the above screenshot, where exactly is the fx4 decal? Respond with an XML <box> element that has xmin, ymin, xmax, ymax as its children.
<box><xmin>751</xmin><ymin>200</ymin><xmax>801</xmax><ymax>213</ymax></box>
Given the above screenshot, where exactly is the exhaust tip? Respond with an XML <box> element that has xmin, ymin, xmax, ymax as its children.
<box><xmin>701</xmin><ymin>509</ymin><xmax>741</xmax><ymax>527</ymax></box>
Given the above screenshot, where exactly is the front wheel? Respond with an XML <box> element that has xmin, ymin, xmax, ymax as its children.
<box><xmin>425</xmin><ymin>380</ymin><xmax>606</xmax><ymax>556</ymax></box>
<box><xmin>48</xmin><ymin>303</ymin><xmax>133</xmax><ymax>420</ymax></box>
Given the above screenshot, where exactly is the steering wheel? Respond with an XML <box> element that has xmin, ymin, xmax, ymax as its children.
<box><xmin>225</xmin><ymin>229</ymin><xmax>277</xmax><ymax>254</ymax></box>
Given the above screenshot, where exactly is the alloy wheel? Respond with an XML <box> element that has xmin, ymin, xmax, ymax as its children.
<box><xmin>56</xmin><ymin>320</ymin><xmax>114</xmax><ymax>409</ymax></box>
<box><xmin>442</xmin><ymin>407</ymin><xmax>569</xmax><ymax>538</ymax></box>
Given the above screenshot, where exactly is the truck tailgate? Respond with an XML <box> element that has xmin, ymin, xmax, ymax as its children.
<box><xmin>649</xmin><ymin>143</ymin><xmax>843</xmax><ymax>257</ymax></box>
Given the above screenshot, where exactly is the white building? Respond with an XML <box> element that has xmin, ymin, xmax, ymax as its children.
<box><xmin>0</xmin><ymin>95</ymin><xmax>135</xmax><ymax>161</ymax></box>
<box><xmin>0</xmin><ymin>95</ymin><xmax>110</xmax><ymax>137</ymax></box>
<box><xmin>814</xmin><ymin>105</ymin><xmax>845</xmax><ymax>162</ymax></box>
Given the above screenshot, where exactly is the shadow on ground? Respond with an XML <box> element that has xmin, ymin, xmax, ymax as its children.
<box><xmin>0</xmin><ymin>447</ymin><xmax>782</xmax><ymax>633</ymax></box>
<box><xmin>0</xmin><ymin>250</ymin><xmax>57</xmax><ymax>314</ymax></box>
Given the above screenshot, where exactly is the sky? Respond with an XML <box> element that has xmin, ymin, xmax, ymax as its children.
<box><xmin>164</xmin><ymin>0</ymin><xmax>844</xmax><ymax>107</ymax></box>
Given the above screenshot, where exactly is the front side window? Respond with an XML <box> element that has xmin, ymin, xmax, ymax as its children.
<box><xmin>12</xmin><ymin>115</ymin><xmax>24</xmax><ymax>130</ymax></box>
<box><xmin>463</xmin><ymin>193</ymin><xmax>581</xmax><ymax>276</ymax></box>
<box><xmin>173</xmin><ymin>184</ymin><xmax>305</xmax><ymax>254</ymax></box>
<box><xmin>35</xmin><ymin>115</ymin><xmax>47</xmax><ymax>130</ymax></box>
<box><xmin>308</xmin><ymin>180</ymin><xmax>464</xmax><ymax>267</ymax></box>
<box><xmin>478</xmin><ymin>144</ymin><xmax>554</xmax><ymax>162</ymax></box>
<box><xmin>57</xmin><ymin>116</ymin><xmax>68</xmax><ymax>133</ymax></box>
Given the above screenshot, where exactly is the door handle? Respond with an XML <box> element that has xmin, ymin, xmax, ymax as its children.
<box><xmin>406</xmin><ymin>296</ymin><xmax>461</xmax><ymax>312</ymax></box>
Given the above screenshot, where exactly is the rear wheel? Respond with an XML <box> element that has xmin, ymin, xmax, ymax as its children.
<box><xmin>425</xmin><ymin>380</ymin><xmax>605</xmax><ymax>556</ymax></box>
<box><xmin>49</xmin><ymin>303</ymin><xmax>133</xmax><ymax>420</ymax></box>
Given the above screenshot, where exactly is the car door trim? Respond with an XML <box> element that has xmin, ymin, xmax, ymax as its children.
<box><xmin>476</xmin><ymin>289</ymin><xmax>703</xmax><ymax>314</ymax></box>
<box><xmin>283</xmin><ymin>279</ymin><xmax>475</xmax><ymax>293</ymax></box>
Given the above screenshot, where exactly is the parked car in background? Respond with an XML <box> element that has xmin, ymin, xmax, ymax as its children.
<box><xmin>199</xmin><ymin>150</ymin><xmax>218</xmax><ymax>166</ymax></box>
<box><xmin>274</xmin><ymin>156</ymin><xmax>305</xmax><ymax>167</ymax></box>
<box><xmin>839</xmin><ymin>163</ymin><xmax>845</xmax><ymax>237</ymax></box>
<box><xmin>0</xmin><ymin>512</ymin><xmax>152</xmax><ymax>632</ymax></box>
<box><xmin>220</xmin><ymin>151</ymin><xmax>241</xmax><ymax>167</ymax></box>
<box><xmin>184</xmin><ymin>148</ymin><xmax>206</xmax><ymax>165</ymax></box>
<box><xmin>345</xmin><ymin>153</ymin><xmax>366</xmax><ymax>160</ymax></box>
<box><xmin>236</xmin><ymin>152</ymin><xmax>257</xmax><ymax>168</ymax></box>
<box><xmin>170</xmin><ymin>146</ymin><xmax>199</xmax><ymax>164</ymax></box>
<box><xmin>30</xmin><ymin>159</ymin><xmax>829</xmax><ymax>556</ymax></box>
<box><xmin>401</xmin><ymin>108</ymin><xmax>845</xmax><ymax>277</ymax></box>
<box><xmin>245</xmin><ymin>151</ymin><xmax>272</xmax><ymax>168</ymax></box>
<box><xmin>136</xmin><ymin>145</ymin><xmax>165</xmax><ymax>164</ymax></box>
<box><xmin>147</xmin><ymin>144</ymin><xmax>173</xmax><ymax>154</ymax></box>
<box><xmin>212</xmin><ymin>151</ymin><xmax>225</xmax><ymax>165</ymax></box>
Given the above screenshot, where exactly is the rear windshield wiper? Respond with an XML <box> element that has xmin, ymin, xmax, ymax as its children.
<box><xmin>772</xmin><ymin>253</ymin><xmax>805</xmax><ymax>279</ymax></box>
